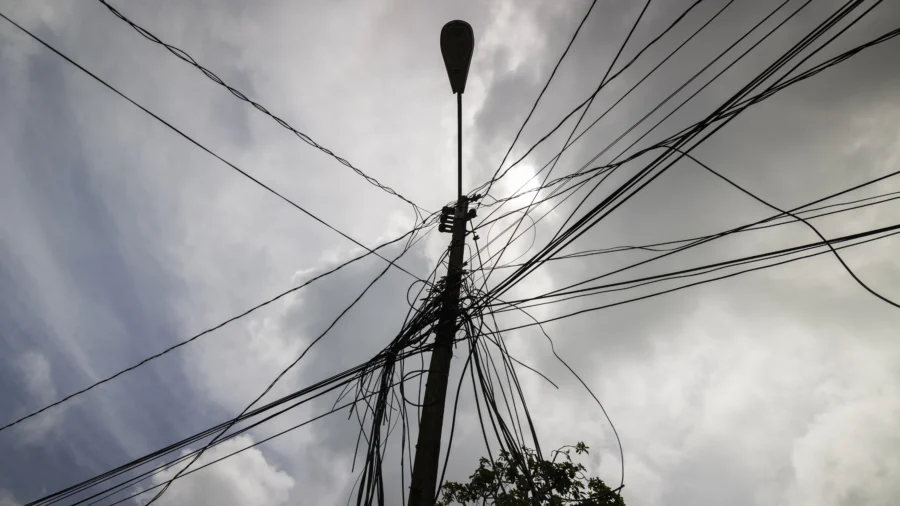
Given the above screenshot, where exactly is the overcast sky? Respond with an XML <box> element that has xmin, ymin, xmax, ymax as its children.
<box><xmin>1</xmin><ymin>0</ymin><xmax>899</xmax><ymax>505</ymax></box>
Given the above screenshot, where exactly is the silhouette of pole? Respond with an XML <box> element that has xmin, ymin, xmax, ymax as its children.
<box><xmin>407</xmin><ymin>20</ymin><xmax>474</xmax><ymax>506</ymax></box>
<box><xmin>457</xmin><ymin>91</ymin><xmax>463</xmax><ymax>200</ymax></box>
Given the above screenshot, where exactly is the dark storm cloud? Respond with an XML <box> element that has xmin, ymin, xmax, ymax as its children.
<box><xmin>2</xmin><ymin>0</ymin><xmax>899</xmax><ymax>505</ymax></box>
<box><xmin>0</xmin><ymin>32</ymin><xmax>228</xmax><ymax>501</ymax></box>
<box><xmin>461</xmin><ymin>1</ymin><xmax>900</xmax><ymax>503</ymax></box>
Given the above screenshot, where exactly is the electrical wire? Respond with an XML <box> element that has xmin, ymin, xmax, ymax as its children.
<box><xmin>9</xmin><ymin>2</ymin><xmax>899</xmax><ymax>505</ymax></box>
<box><xmin>0</xmin><ymin>11</ymin><xmax>426</xmax><ymax>283</ymax></box>
<box><xmin>486</xmin><ymin>223</ymin><xmax>900</xmax><ymax>334</ymax></box>
<box><xmin>95</xmin><ymin>0</ymin><xmax>427</xmax><ymax>215</ymax></box>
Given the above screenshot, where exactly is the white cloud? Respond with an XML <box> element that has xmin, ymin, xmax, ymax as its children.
<box><xmin>514</xmin><ymin>290</ymin><xmax>900</xmax><ymax>506</ymax></box>
<box><xmin>12</xmin><ymin>351</ymin><xmax>63</xmax><ymax>444</ymax></box>
<box><xmin>788</xmin><ymin>367</ymin><xmax>900</xmax><ymax>506</ymax></box>
<box><xmin>0</xmin><ymin>489</ymin><xmax>20</xmax><ymax>506</ymax></box>
<box><xmin>15</xmin><ymin>351</ymin><xmax>56</xmax><ymax>405</ymax></box>
<box><xmin>151</xmin><ymin>435</ymin><xmax>294</xmax><ymax>506</ymax></box>
<box><xmin>185</xmin><ymin>295</ymin><xmax>307</xmax><ymax>412</ymax></box>
<box><xmin>3</xmin><ymin>0</ymin><xmax>900</xmax><ymax>505</ymax></box>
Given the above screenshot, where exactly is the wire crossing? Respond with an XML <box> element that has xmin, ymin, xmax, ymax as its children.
<box><xmin>3</xmin><ymin>1</ymin><xmax>899</xmax><ymax>505</ymax></box>
<box><xmin>96</xmin><ymin>0</ymin><xmax>428</xmax><ymax>215</ymax></box>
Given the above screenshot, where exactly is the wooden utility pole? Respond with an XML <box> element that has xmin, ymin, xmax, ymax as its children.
<box><xmin>407</xmin><ymin>20</ymin><xmax>474</xmax><ymax>506</ymax></box>
<box><xmin>407</xmin><ymin>197</ymin><xmax>469</xmax><ymax>506</ymax></box>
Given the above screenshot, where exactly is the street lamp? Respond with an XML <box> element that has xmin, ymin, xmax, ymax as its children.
<box><xmin>440</xmin><ymin>20</ymin><xmax>474</xmax><ymax>199</ymax></box>
<box><xmin>406</xmin><ymin>20</ymin><xmax>475</xmax><ymax>506</ymax></box>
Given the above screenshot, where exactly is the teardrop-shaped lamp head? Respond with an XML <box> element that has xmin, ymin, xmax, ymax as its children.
<box><xmin>440</xmin><ymin>20</ymin><xmax>474</xmax><ymax>94</ymax></box>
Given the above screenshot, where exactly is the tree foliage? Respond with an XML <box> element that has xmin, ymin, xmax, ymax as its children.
<box><xmin>437</xmin><ymin>442</ymin><xmax>624</xmax><ymax>506</ymax></box>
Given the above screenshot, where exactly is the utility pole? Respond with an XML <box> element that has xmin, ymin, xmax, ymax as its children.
<box><xmin>407</xmin><ymin>20</ymin><xmax>474</xmax><ymax>506</ymax></box>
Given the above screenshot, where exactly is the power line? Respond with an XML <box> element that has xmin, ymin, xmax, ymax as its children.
<box><xmin>476</xmin><ymin>0</ymin><xmax>656</xmax><ymax>296</ymax></box>
<box><xmin>672</xmin><ymin>147</ymin><xmax>900</xmax><ymax>308</ymax></box>
<box><xmin>440</xmin><ymin>2</ymin><xmax>677</xmax><ymax>493</ymax></box>
<box><xmin>8</xmin><ymin>2</ymin><xmax>900</xmax><ymax>505</ymax></box>
<box><xmin>89</xmin><ymin>396</ymin><xmax>373</xmax><ymax>506</ymax></box>
<box><xmin>514</xmin><ymin>1</ymin><xmax>896</xmax><ymax>306</ymax></box>
<box><xmin>28</xmin><ymin>357</ymin><xmax>398</xmax><ymax>505</ymax></box>
<box><xmin>480</xmin><ymin>0</ymin><xmax>599</xmax><ymax>200</ymax></box>
<box><xmin>475</xmin><ymin>188</ymin><xmax>900</xmax><ymax>271</ymax></box>
<box><xmin>468</xmin><ymin>221</ymin><xmax>627</xmax><ymax>491</ymax></box>
<box><xmin>145</xmin><ymin>221</ymin><xmax>425</xmax><ymax>504</ymax></box>
<box><xmin>482</xmin><ymin>0</ymin><xmax>878</xmax><ymax>304</ymax></box>
<box><xmin>474</xmin><ymin>0</ymin><xmax>711</xmax><ymax>201</ymax></box>
<box><xmin>534</xmin><ymin>0</ymin><xmax>807</xmax><ymax>250</ymax></box>
<box><xmin>30</xmin><ymin>351</ymin><xmax>435</xmax><ymax>506</ymax></box>
<box><xmin>94</xmin><ymin>0</ymin><xmax>427</xmax><ymax>215</ymax></box>
<box><xmin>0</xmin><ymin>216</ymin><xmax>426</xmax><ymax>434</ymax></box>
<box><xmin>487</xmin><ymin>222</ymin><xmax>900</xmax><ymax>331</ymax></box>
<box><xmin>437</xmin><ymin>7</ymin><xmax>899</xmax><ymax>499</ymax></box>
<box><xmin>0</xmin><ymin>10</ymin><xmax>437</xmax><ymax>437</ymax></box>
<box><xmin>0</xmin><ymin>11</ymin><xmax>427</xmax><ymax>284</ymax></box>
<box><xmin>466</xmin><ymin>0</ymin><xmax>785</xmax><ymax>277</ymax></box>
<box><xmin>505</xmin><ymin>15</ymin><xmax>899</xmax><ymax>256</ymax></box>
<box><xmin>26</xmin><ymin>240</ymin><xmax>450</xmax><ymax>505</ymax></box>
<box><xmin>472</xmin><ymin>0</ymin><xmax>737</xmax><ymax>228</ymax></box>
<box><xmin>495</xmin><ymin>220</ymin><xmax>900</xmax><ymax>310</ymax></box>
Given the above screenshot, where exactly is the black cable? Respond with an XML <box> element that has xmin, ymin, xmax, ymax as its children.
<box><xmin>543</xmin><ymin>165</ymin><xmax>900</xmax><ymax>312</ymax></box>
<box><xmin>477</xmin><ymin>0</ymin><xmax>711</xmax><ymax>200</ymax></box>
<box><xmin>511</xmin><ymin>14</ymin><xmax>899</xmax><ymax>265</ymax></box>
<box><xmin>0</xmin><ymin>11</ymin><xmax>426</xmax><ymax>283</ymax></box>
<box><xmin>466</xmin><ymin>226</ymin><xmax>552</xmax><ymax>498</ymax></box>
<box><xmin>28</xmin><ymin>344</ymin><xmax>428</xmax><ymax>506</ymax></box>
<box><xmin>469</xmin><ymin>234</ymin><xmax>531</xmax><ymax>452</ymax></box>
<box><xmin>88</xmin><ymin>371</ymin><xmax>428</xmax><ymax>506</ymax></box>
<box><xmin>485</xmin><ymin>0</ymin><xmax>873</xmax><ymax>303</ymax></box>
<box><xmin>483</xmin><ymin>210</ymin><xmax>538</xmax><ymax>269</ymax></box>
<box><xmin>540</xmin><ymin>0</ymin><xmax>806</xmax><ymax>250</ymax></box>
<box><xmin>467</xmin><ymin>0</ymin><xmax>790</xmax><ymax>280</ymax></box>
<box><xmin>478</xmin><ymin>0</ymin><xmax>736</xmax><ymax>215</ymax></box>
<box><xmin>468</xmin><ymin>0</ymin><xmax>799</xmax><ymax>300</ymax></box>
<box><xmin>475</xmin><ymin>185</ymin><xmax>900</xmax><ymax>272</ymax></box>
<box><xmin>494</xmin><ymin>221</ymin><xmax>900</xmax><ymax>312</ymax></box>
<box><xmin>433</xmin><ymin>348</ymin><xmax>474</xmax><ymax>505</ymax></box>
<box><xmin>672</xmin><ymin>147</ymin><xmax>900</xmax><ymax>308</ymax></box>
<box><xmin>482</xmin><ymin>0</ymin><xmax>599</xmax><ymax>200</ymax></box>
<box><xmin>524</xmin><ymin>2</ymin><xmax>894</xmax><ymax>304</ymax></box>
<box><xmin>472</xmin><ymin>0</ymin><xmax>703</xmax><ymax>202</ymax></box>
<box><xmin>660</xmin><ymin>0</ymin><xmax>879</xmax><ymax>146</ymax></box>
<box><xmin>39</xmin><ymin>226</ymin><xmax>440</xmax><ymax>506</ymax></box>
<box><xmin>31</xmin><ymin>237</ymin><xmax>448</xmax><ymax>505</ymax></box>
<box><xmin>0</xmin><ymin>224</ymin><xmax>422</xmax><ymax>434</ymax></box>
<box><xmin>488</xmin><ymin>224</ymin><xmax>900</xmax><ymax>334</ymax></box>
<box><xmin>478</xmin><ymin>0</ymin><xmax>655</xmax><ymax>297</ymax></box>
<box><xmin>0</xmin><ymin>10</ymin><xmax>434</xmax><ymax>435</ymax></box>
<box><xmin>450</xmin><ymin>20</ymin><xmax>892</xmax><ymax>474</ymax></box>
<box><xmin>14</xmin><ymin>3</ymin><xmax>898</xmax><ymax>503</ymax></box>
<box><xmin>451</xmin><ymin>19</ymin><xmax>891</xmax><ymax>467</ymax></box>
<box><xmin>578</xmin><ymin>24</ymin><xmax>900</xmax><ymax>183</ymax></box>
<box><xmin>94</xmin><ymin>0</ymin><xmax>427</xmax><ymax>215</ymax></box>
<box><xmin>498</xmin><ymin>297</ymin><xmax>624</xmax><ymax>489</ymax></box>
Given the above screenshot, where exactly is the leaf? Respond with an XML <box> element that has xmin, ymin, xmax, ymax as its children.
<box><xmin>440</xmin><ymin>443</ymin><xmax>624</xmax><ymax>505</ymax></box>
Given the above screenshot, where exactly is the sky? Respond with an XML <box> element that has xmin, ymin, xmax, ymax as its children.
<box><xmin>1</xmin><ymin>0</ymin><xmax>899</xmax><ymax>505</ymax></box>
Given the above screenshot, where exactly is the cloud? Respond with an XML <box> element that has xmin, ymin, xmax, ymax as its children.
<box><xmin>172</xmin><ymin>233</ymin><xmax>435</xmax><ymax>503</ymax></box>
<box><xmin>3</xmin><ymin>0</ymin><xmax>900</xmax><ymax>505</ymax></box>
<box><xmin>11</xmin><ymin>351</ymin><xmax>62</xmax><ymax>443</ymax></box>
<box><xmin>151</xmin><ymin>435</ymin><xmax>294</xmax><ymax>506</ymax></box>
<box><xmin>789</xmin><ymin>391</ymin><xmax>900</xmax><ymax>506</ymax></box>
<box><xmin>510</xmin><ymin>290</ymin><xmax>900</xmax><ymax>505</ymax></box>
<box><xmin>0</xmin><ymin>489</ymin><xmax>20</xmax><ymax>506</ymax></box>
<box><xmin>14</xmin><ymin>351</ymin><xmax>56</xmax><ymax>405</ymax></box>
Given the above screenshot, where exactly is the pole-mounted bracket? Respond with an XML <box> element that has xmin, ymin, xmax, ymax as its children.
<box><xmin>438</xmin><ymin>202</ymin><xmax>477</xmax><ymax>234</ymax></box>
